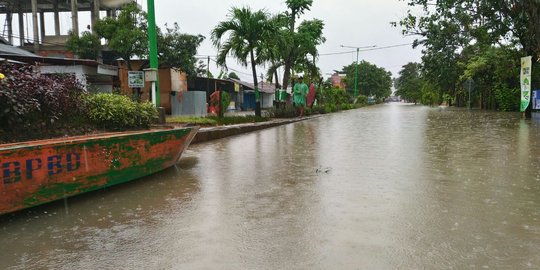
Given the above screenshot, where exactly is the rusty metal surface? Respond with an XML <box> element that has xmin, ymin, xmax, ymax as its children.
<box><xmin>0</xmin><ymin>127</ymin><xmax>198</xmax><ymax>215</ymax></box>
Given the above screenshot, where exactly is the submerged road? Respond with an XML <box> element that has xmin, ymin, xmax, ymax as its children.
<box><xmin>1</xmin><ymin>103</ymin><xmax>540</xmax><ymax>269</ymax></box>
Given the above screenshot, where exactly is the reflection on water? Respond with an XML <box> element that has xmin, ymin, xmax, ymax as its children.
<box><xmin>1</xmin><ymin>104</ymin><xmax>540</xmax><ymax>269</ymax></box>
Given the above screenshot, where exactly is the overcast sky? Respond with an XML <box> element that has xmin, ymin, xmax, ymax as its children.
<box><xmin>141</xmin><ymin>0</ymin><xmax>423</xmax><ymax>82</ymax></box>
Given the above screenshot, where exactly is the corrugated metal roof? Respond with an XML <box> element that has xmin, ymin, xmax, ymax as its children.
<box><xmin>228</xmin><ymin>78</ymin><xmax>276</xmax><ymax>93</ymax></box>
<box><xmin>0</xmin><ymin>38</ymin><xmax>38</xmax><ymax>57</ymax></box>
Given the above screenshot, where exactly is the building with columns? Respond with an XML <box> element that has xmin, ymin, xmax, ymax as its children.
<box><xmin>0</xmin><ymin>0</ymin><xmax>132</xmax><ymax>57</ymax></box>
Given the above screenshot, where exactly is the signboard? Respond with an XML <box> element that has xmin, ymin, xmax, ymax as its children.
<box><xmin>128</xmin><ymin>71</ymin><xmax>144</xmax><ymax>88</ymax></box>
<box><xmin>520</xmin><ymin>56</ymin><xmax>532</xmax><ymax>112</ymax></box>
<box><xmin>534</xmin><ymin>90</ymin><xmax>540</xmax><ymax>110</ymax></box>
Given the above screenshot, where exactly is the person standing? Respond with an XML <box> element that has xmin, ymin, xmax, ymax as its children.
<box><xmin>293</xmin><ymin>77</ymin><xmax>308</xmax><ymax>117</ymax></box>
<box><xmin>307</xmin><ymin>81</ymin><xmax>316</xmax><ymax>108</ymax></box>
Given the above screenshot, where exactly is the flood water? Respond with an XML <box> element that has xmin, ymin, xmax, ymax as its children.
<box><xmin>1</xmin><ymin>103</ymin><xmax>540</xmax><ymax>269</ymax></box>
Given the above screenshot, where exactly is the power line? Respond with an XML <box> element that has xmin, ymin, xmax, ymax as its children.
<box><xmin>208</xmin><ymin>57</ymin><xmax>253</xmax><ymax>77</ymax></box>
<box><xmin>0</xmin><ymin>32</ymin><xmax>69</xmax><ymax>47</ymax></box>
<box><xmin>318</xmin><ymin>50</ymin><xmax>356</xmax><ymax>56</ymax></box>
<box><xmin>318</xmin><ymin>43</ymin><xmax>414</xmax><ymax>56</ymax></box>
<box><xmin>357</xmin><ymin>42</ymin><xmax>414</xmax><ymax>52</ymax></box>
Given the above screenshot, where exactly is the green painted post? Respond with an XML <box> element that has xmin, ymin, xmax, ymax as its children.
<box><xmin>354</xmin><ymin>48</ymin><xmax>359</xmax><ymax>97</ymax></box>
<box><xmin>147</xmin><ymin>0</ymin><xmax>159</xmax><ymax>107</ymax></box>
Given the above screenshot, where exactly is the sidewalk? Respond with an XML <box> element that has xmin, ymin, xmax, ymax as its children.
<box><xmin>191</xmin><ymin>115</ymin><xmax>318</xmax><ymax>144</ymax></box>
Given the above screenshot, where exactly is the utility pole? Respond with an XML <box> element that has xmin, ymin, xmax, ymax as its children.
<box><xmin>207</xmin><ymin>56</ymin><xmax>210</xmax><ymax>91</ymax></box>
<box><xmin>466</xmin><ymin>78</ymin><xmax>473</xmax><ymax>109</ymax></box>
<box><xmin>147</xmin><ymin>0</ymin><xmax>159</xmax><ymax>107</ymax></box>
<box><xmin>340</xmin><ymin>44</ymin><xmax>376</xmax><ymax>97</ymax></box>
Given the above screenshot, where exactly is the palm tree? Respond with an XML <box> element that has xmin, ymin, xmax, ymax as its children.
<box><xmin>259</xmin><ymin>14</ymin><xmax>288</xmax><ymax>88</ymax></box>
<box><xmin>211</xmin><ymin>7</ymin><xmax>271</xmax><ymax>117</ymax></box>
<box><xmin>281</xmin><ymin>0</ymin><xmax>314</xmax><ymax>90</ymax></box>
<box><xmin>265</xmin><ymin>17</ymin><xmax>325</xmax><ymax>89</ymax></box>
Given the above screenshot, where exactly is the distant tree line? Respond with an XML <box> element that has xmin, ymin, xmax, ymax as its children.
<box><xmin>393</xmin><ymin>0</ymin><xmax>540</xmax><ymax>113</ymax></box>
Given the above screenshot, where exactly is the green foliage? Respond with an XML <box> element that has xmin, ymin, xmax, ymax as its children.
<box><xmin>211</xmin><ymin>7</ymin><xmax>270</xmax><ymax>68</ymax></box>
<box><xmin>167</xmin><ymin>115</ymin><xmax>269</xmax><ymax>126</ymax></box>
<box><xmin>340</xmin><ymin>103</ymin><xmax>354</xmax><ymax>110</ymax></box>
<box><xmin>458</xmin><ymin>46</ymin><xmax>521</xmax><ymax>110</ymax></box>
<box><xmin>313</xmin><ymin>105</ymin><xmax>327</xmax><ymax>114</ymax></box>
<box><xmin>209</xmin><ymin>115</ymin><xmax>269</xmax><ymax>125</ymax></box>
<box><xmin>157</xmin><ymin>23</ymin><xmax>205</xmax><ymax>76</ymax></box>
<box><xmin>0</xmin><ymin>63</ymin><xmax>87</xmax><ymax>133</ymax></box>
<box><xmin>421</xmin><ymin>88</ymin><xmax>438</xmax><ymax>106</ymax></box>
<box><xmin>285</xmin><ymin>0</ymin><xmax>313</xmax><ymax>18</ymax></box>
<box><xmin>167</xmin><ymin>116</ymin><xmax>217</xmax><ymax>126</ymax></box>
<box><xmin>342</xmin><ymin>61</ymin><xmax>392</xmax><ymax>98</ymax></box>
<box><xmin>317</xmin><ymin>88</ymin><xmax>352</xmax><ymax>107</ymax></box>
<box><xmin>396</xmin><ymin>0</ymin><xmax>540</xmax><ymax>111</ymax></box>
<box><xmin>86</xmin><ymin>93</ymin><xmax>158</xmax><ymax>130</ymax></box>
<box><xmin>228</xmin><ymin>72</ymin><xmax>240</xmax><ymax>80</ymax></box>
<box><xmin>211</xmin><ymin>6</ymin><xmax>274</xmax><ymax>116</ymax></box>
<box><xmin>267</xmin><ymin>106</ymin><xmax>297</xmax><ymax>118</ymax></box>
<box><xmin>65</xmin><ymin>31</ymin><xmax>101</xmax><ymax>60</ymax></box>
<box><xmin>221</xmin><ymin>91</ymin><xmax>231</xmax><ymax>114</ymax></box>
<box><xmin>495</xmin><ymin>87</ymin><xmax>520</xmax><ymax>112</ymax></box>
<box><xmin>257</xmin><ymin>0</ymin><xmax>324</xmax><ymax>89</ymax></box>
<box><xmin>94</xmin><ymin>3</ymin><xmax>148</xmax><ymax>70</ymax></box>
<box><xmin>395</xmin><ymin>62</ymin><xmax>423</xmax><ymax>103</ymax></box>
<box><xmin>324</xmin><ymin>103</ymin><xmax>337</xmax><ymax>113</ymax></box>
<box><xmin>355</xmin><ymin>94</ymin><xmax>368</xmax><ymax>105</ymax></box>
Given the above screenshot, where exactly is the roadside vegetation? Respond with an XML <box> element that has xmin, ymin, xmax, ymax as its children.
<box><xmin>1</xmin><ymin>0</ymin><xmax>393</xmax><ymax>143</ymax></box>
<box><xmin>393</xmin><ymin>1</ymin><xmax>540</xmax><ymax>114</ymax></box>
<box><xmin>0</xmin><ymin>63</ymin><xmax>158</xmax><ymax>143</ymax></box>
<box><xmin>168</xmin><ymin>115</ymin><xmax>269</xmax><ymax>126</ymax></box>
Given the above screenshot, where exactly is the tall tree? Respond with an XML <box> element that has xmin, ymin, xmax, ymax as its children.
<box><xmin>342</xmin><ymin>61</ymin><xmax>392</xmax><ymax>99</ymax></box>
<box><xmin>65</xmin><ymin>31</ymin><xmax>101</xmax><ymax>60</ymax></box>
<box><xmin>94</xmin><ymin>3</ymin><xmax>148</xmax><ymax>70</ymax></box>
<box><xmin>94</xmin><ymin>4</ymin><xmax>204</xmax><ymax>75</ymax></box>
<box><xmin>281</xmin><ymin>0</ymin><xmax>326</xmax><ymax>90</ymax></box>
<box><xmin>263</xmin><ymin>15</ymin><xmax>325</xmax><ymax>88</ymax></box>
<box><xmin>211</xmin><ymin>7</ymin><xmax>272</xmax><ymax>116</ymax></box>
<box><xmin>398</xmin><ymin>0</ymin><xmax>540</xmax><ymax>113</ymax></box>
<box><xmin>157</xmin><ymin>23</ymin><xmax>205</xmax><ymax>76</ymax></box>
<box><xmin>395</xmin><ymin>62</ymin><xmax>424</xmax><ymax>104</ymax></box>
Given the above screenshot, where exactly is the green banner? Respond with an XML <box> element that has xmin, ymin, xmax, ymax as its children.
<box><xmin>521</xmin><ymin>56</ymin><xmax>532</xmax><ymax>112</ymax></box>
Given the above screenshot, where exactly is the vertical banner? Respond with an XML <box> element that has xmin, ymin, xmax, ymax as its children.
<box><xmin>520</xmin><ymin>56</ymin><xmax>532</xmax><ymax>112</ymax></box>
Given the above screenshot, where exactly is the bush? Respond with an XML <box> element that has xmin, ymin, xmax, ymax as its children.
<box><xmin>221</xmin><ymin>91</ymin><xmax>231</xmax><ymax>114</ymax></box>
<box><xmin>325</xmin><ymin>103</ymin><xmax>337</xmax><ymax>113</ymax></box>
<box><xmin>355</xmin><ymin>95</ymin><xmax>368</xmax><ymax>105</ymax></box>
<box><xmin>86</xmin><ymin>93</ymin><xmax>158</xmax><ymax>130</ymax></box>
<box><xmin>208</xmin><ymin>115</ymin><xmax>268</xmax><ymax>125</ymax></box>
<box><xmin>317</xmin><ymin>88</ymin><xmax>352</xmax><ymax>107</ymax></box>
<box><xmin>340</xmin><ymin>104</ymin><xmax>354</xmax><ymax>110</ymax></box>
<box><xmin>266</xmin><ymin>106</ymin><xmax>297</xmax><ymax>118</ymax></box>
<box><xmin>313</xmin><ymin>105</ymin><xmax>326</xmax><ymax>114</ymax></box>
<box><xmin>495</xmin><ymin>87</ymin><xmax>519</xmax><ymax>111</ymax></box>
<box><xmin>0</xmin><ymin>63</ymin><xmax>87</xmax><ymax>132</ymax></box>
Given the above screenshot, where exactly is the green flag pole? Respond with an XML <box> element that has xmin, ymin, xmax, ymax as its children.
<box><xmin>147</xmin><ymin>0</ymin><xmax>159</xmax><ymax>107</ymax></box>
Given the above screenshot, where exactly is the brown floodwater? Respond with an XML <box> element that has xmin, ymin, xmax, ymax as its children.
<box><xmin>1</xmin><ymin>103</ymin><xmax>540</xmax><ymax>269</ymax></box>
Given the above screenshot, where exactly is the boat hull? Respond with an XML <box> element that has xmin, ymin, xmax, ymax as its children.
<box><xmin>0</xmin><ymin>127</ymin><xmax>198</xmax><ymax>215</ymax></box>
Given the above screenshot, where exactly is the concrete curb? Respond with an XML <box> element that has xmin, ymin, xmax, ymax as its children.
<box><xmin>191</xmin><ymin>116</ymin><xmax>319</xmax><ymax>144</ymax></box>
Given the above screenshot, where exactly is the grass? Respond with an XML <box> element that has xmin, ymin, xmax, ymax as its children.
<box><xmin>167</xmin><ymin>115</ymin><xmax>270</xmax><ymax>126</ymax></box>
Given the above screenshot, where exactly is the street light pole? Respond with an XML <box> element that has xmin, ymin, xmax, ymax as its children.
<box><xmin>341</xmin><ymin>45</ymin><xmax>376</xmax><ymax>98</ymax></box>
<box><xmin>354</xmin><ymin>48</ymin><xmax>359</xmax><ymax>97</ymax></box>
